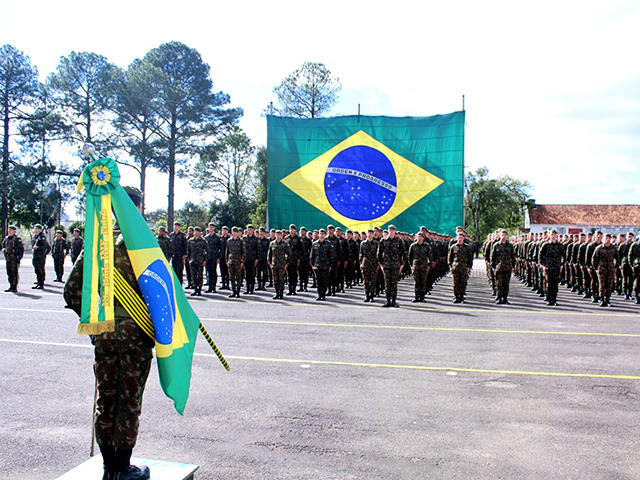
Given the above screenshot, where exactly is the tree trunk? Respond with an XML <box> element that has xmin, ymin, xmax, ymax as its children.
<box><xmin>167</xmin><ymin>114</ymin><xmax>177</xmax><ymax>228</ymax></box>
<box><xmin>2</xmin><ymin>91</ymin><xmax>10</xmax><ymax>238</ymax></box>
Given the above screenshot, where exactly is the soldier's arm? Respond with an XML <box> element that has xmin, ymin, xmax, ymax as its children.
<box><xmin>63</xmin><ymin>253</ymin><xmax>84</xmax><ymax>317</ymax></box>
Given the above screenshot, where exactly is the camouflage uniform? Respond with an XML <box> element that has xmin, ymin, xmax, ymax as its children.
<box><xmin>187</xmin><ymin>236</ymin><xmax>209</xmax><ymax>295</ymax></box>
<box><xmin>310</xmin><ymin>238</ymin><xmax>335</xmax><ymax>300</ymax></box>
<box><xmin>539</xmin><ymin>240</ymin><xmax>565</xmax><ymax>305</ymax></box>
<box><xmin>63</xmin><ymin>235</ymin><xmax>154</xmax><ymax>454</ymax></box>
<box><xmin>592</xmin><ymin>244</ymin><xmax>619</xmax><ymax>304</ymax></box>
<box><xmin>618</xmin><ymin>239</ymin><xmax>634</xmax><ymax>299</ymax></box>
<box><xmin>377</xmin><ymin>235</ymin><xmax>408</xmax><ymax>306</ymax></box>
<box><xmin>243</xmin><ymin>234</ymin><xmax>259</xmax><ymax>293</ymax></box>
<box><xmin>299</xmin><ymin>235</ymin><xmax>312</xmax><ymax>291</ymax></box>
<box><xmin>204</xmin><ymin>232</ymin><xmax>221</xmax><ymax>292</ymax></box>
<box><xmin>2</xmin><ymin>233</ymin><xmax>24</xmax><ymax>291</ymax></box>
<box><xmin>268</xmin><ymin>239</ymin><xmax>290</xmax><ymax>298</ymax></box>
<box><xmin>586</xmin><ymin>240</ymin><xmax>601</xmax><ymax>301</ymax></box>
<box><xmin>32</xmin><ymin>231</ymin><xmax>50</xmax><ymax>288</ymax></box>
<box><xmin>628</xmin><ymin>239</ymin><xmax>640</xmax><ymax>303</ymax></box>
<box><xmin>327</xmin><ymin>233</ymin><xmax>341</xmax><ymax>295</ymax></box>
<box><xmin>359</xmin><ymin>239</ymin><xmax>379</xmax><ymax>301</ymax></box>
<box><xmin>490</xmin><ymin>240</ymin><xmax>516</xmax><ymax>303</ymax></box>
<box><xmin>157</xmin><ymin>233</ymin><xmax>172</xmax><ymax>261</ymax></box>
<box><xmin>219</xmin><ymin>233</ymin><xmax>230</xmax><ymax>289</ymax></box>
<box><xmin>408</xmin><ymin>241</ymin><xmax>432</xmax><ymax>302</ymax></box>
<box><xmin>257</xmin><ymin>236</ymin><xmax>271</xmax><ymax>290</ymax></box>
<box><xmin>70</xmin><ymin>235</ymin><xmax>84</xmax><ymax>264</ymax></box>
<box><xmin>169</xmin><ymin>230</ymin><xmax>188</xmax><ymax>285</ymax></box>
<box><xmin>52</xmin><ymin>236</ymin><xmax>70</xmax><ymax>281</ymax></box>
<box><xmin>345</xmin><ymin>237</ymin><xmax>358</xmax><ymax>288</ymax></box>
<box><xmin>226</xmin><ymin>236</ymin><xmax>245</xmax><ymax>297</ymax></box>
<box><xmin>448</xmin><ymin>242</ymin><xmax>472</xmax><ymax>302</ymax></box>
<box><xmin>285</xmin><ymin>233</ymin><xmax>303</xmax><ymax>295</ymax></box>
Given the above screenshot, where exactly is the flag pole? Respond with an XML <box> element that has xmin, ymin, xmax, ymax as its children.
<box><xmin>199</xmin><ymin>323</ymin><xmax>230</xmax><ymax>370</ymax></box>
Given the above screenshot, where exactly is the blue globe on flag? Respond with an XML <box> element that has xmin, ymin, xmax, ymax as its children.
<box><xmin>324</xmin><ymin>145</ymin><xmax>397</xmax><ymax>221</ymax></box>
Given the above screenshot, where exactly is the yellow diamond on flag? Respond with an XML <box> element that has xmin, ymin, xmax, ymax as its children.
<box><xmin>280</xmin><ymin>130</ymin><xmax>444</xmax><ymax>231</ymax></box>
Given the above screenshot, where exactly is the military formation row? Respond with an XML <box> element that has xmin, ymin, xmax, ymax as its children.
<box><xmin>156</xmin><ymin>222</ymin><xmax>457</xmax><ymax>307</ymax></box>
<box><xmin>480</xmin><ymin>229</ymin><xmax>640</xmax><ymax>308</ymax></box>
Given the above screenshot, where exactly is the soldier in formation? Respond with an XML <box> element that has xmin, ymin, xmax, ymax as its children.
<box><xmin>187</xmin><ymin>226</ymin><xmax>209</xmax><ymax>296</ymax></box>
<box><xmin>2</xmin><ymin>226</ymin><xmax>24</xmax><ymax>292</ymax></box>
<box><xmin>489</xmin><ymin>229</ymin><xmax>516</xmax><ymax>305</ymax></box>
<box><xmin>226</xmin><ymin>226</ymin><xmax>245</xmax><ymax>298</ymax></box>
<box><xmin>359</xmin><ymin>229</ymin><xmax>379</xmax><ymax>302</ymax></box>
<box><xmin>204</xmin><ymin>223</ymin><xmax>221</xmax><ymax>293</ymax></box>
<box><xmin>310</xmin><ymin>228</ymin><xmax>335</xmax><ymax>301</ymax></box>
<box><xmin>156</xmin><ymin>226</ymin><xmax>172</xmax><ymax>261</ymax></box>
<box><xmin>267</xmin><ymin>229</ymin><xmax>290</xmax><ymax>299</ymax></box>
<box><xmin>52</xmin><ymin>229</ymin><xmax>70</xmax><ymax>282</ymax></box>
<box><xmin>32</xmin><ymin>224</ymin><xmax>50</xmax><ymax>289</ymax></box>
<box><xmin>70</xmin><ymin>228</ymin><xmax>84</xmax><ymax>264</ymax></box>
<box><xmin>377</xmin><ymin>225</ymin><xmax>408</xmax><ymax>308</ymax></box>
<box><xmin>592</xmin><ymin>233</ymin><xmax>619</xmax><ymax>307</ymax></box>
<box><xmin>408</xmin><ymin>232</ymin><xmax>431</xmax><ymax>303</ymax></box>
<box><xmin>448</xmin><ymin>232</ymin><xmax>473</xmax><ymax>303</ymax></box>
<box><xmin>169</xmin><ymin>222</ymin><xmax>187</xmax><ymax>286</ymax></box>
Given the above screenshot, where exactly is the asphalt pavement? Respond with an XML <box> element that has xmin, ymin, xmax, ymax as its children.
<box><xmin>1</xmin><ymin>256</ymin><xmax>640</xmax><ymax>479</ymax></box>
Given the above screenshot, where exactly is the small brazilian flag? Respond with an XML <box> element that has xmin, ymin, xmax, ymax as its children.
<box><xmin>77</xmin><ymin>157</ymin><xmax>203</xmax><ymax>415</ymax></box>
<box><xmin>267</xmin><ymin>112</ymin><xmax>465</xmax><ymax>234</ymax></box>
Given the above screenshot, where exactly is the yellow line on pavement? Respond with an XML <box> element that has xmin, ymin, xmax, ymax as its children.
<box><xmin>201</xmin><ymin>317</ymin><xmax>640</xmax><ymax>338</ymax></box>
<box><xmin>3</xmin><ymin>338</ymin><xmax>640</xmax><ymax>380</ymax></box>
<box><xmin>205</xmin><ymin>354</ymin><xmax>640</xmax><ymax>380</ymax></box>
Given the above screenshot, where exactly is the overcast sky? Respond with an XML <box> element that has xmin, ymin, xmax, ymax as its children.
<box><xmin>3</xmin><ymin>0</ymin><xmax>639</xmax><ymax>213</ymax></box>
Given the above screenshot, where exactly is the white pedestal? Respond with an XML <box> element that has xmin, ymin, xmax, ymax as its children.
<box><xmin>57</xmin><ymin>454</ymin><xmax>199</xmax><ymax>479</ymax></box>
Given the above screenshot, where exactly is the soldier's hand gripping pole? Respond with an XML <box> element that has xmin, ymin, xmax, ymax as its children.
<box><xmin>199</xmin><ymin>323</ymin><xmax>230</xmax><ymax>371</ymax></box>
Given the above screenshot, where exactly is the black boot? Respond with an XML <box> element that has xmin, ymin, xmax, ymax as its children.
<box><xmin>412</xmin><ymin>294</ymin><xmax>420</xmax><ymax>303</ymax></box>
<box><xmin>599</xmin><ymin>297</ymin><xmax>607</xmax><ymax>307</ymax></box>
<box><xmin>113</xmin><ymin>448</ymin><xmax>150</xmax><ymax>480</ymax></box>
<box><xmin>228</xmin><ymin>288</ymin><xmax>236</xmax><ymax>298</ymax></box>
<box><xmin>190</xmin><ymin>288</ymin><xmax>198</xmax><ymax>296</ymax></box>
<box><xmin>606</xmin><ymin>296</ymin><xmax>612</xmax><ymax>307</ymax></box>
<box><xmin>273</xmin><ymin>290</ymin><xmax>280</xmax><ymax>299</ymax></box>
<box><xmin>503</xmin><ymin>297</ymin><xmax>510</xmax><ymax>305</ymax></box>
<box><xmin>100</xmin><ymin>444</ymin><xmax>116</xmax><ymax>480</ymax></box>
<box><xmin>453</xmin><ymin>296</ymin><xmax>462</xmax><ymax>303</ymax></box>
<box><xmin>382</xmin><ymin>296</ymin><xmax>391</xmax><ymax>307</ymax></box>
<box><xmin>495</xmin><ymin>296</ymin><xmax>503</xmax><ymax>305</ymax></box>
<box><xmin>364</xmin><ymin>295</ymin><xmax>371</xmax><ymax>303</ymax></box>
<box><xmin>592</xmin><ymin>295</ymin><xmax>599</xmax><ymax>303</ymax></box>
<box><xmin>420</xmin><ymin>294</ymin><xmax>427</xmax><ymax>303</ymax></box>
<box><xmin>636</xmin><ymin>294</ymin><xmax>640</xmax><ymax>305</ymax></box>
<box><xmin>391</xmin><ymin>297</ymin><xmax>399</xmax><ymax>308</ymax></box>
<box><xmin>196</xmin><ymin>287</ymin><xmax>202</xmax><ymax>296</ymax></box>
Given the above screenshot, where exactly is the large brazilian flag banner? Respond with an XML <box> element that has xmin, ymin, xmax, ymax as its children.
<box><xmin>267</xmin><ymin>112</ymin><xmax>465</xmax><ymax>234</ymax></box>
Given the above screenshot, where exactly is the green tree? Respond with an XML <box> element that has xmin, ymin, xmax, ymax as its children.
<box><xmin>209</xmin><ymin>194</ymin><xmax>256</xmax><ymax>229</ymax></box>
<box><xmin>47</xmin><ymin>51</ymin><xmax>121</xmax><ymax>154</ymax></box>
<box><xmin>0</xmin><ymin>44</ymin><xmax>39</xmax><ymax>237</ymax></box>
<box><xmin>143</xmin><ymin>41</ymin><xmax>242</xmax><ymax>227</ymax></box>
<box><xmin>175</xmin><ymin>201</ymin><xmax>210</xmax><ymax>229</ymax></box>
<box><xmin>249</xmin><ymin>145</ymin><xmax>267</xmax><ymax>226</ymax></box>
<box><xmin>272</xmin><ymin>62</ymin><xmax>341</xmax><ymax>118</ymax></box>
<box><xmin>112</xmin><ymin>59</ymin><xmax>165</xmax><ymax>214</ymax></box>
<box><xmin>190</xmin><ymin>125</ymin><xmax>256</xmax><ymax>197</ymax></box>
<box><xmin>464</xmin><ymin>167</ymin><xmax>531</xmax><ymax>242</ymax></box>
<box><xmin>8</xmin><ymin>162</ymin><xmax>61</xmax><ymax>229</ymax></box>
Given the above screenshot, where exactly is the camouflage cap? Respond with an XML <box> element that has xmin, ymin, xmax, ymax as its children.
<box><xmin>388</xmin><ymin>225</ymin><xmax>397</xmax><ymax>230</ymax></box>
<box><xmin>604</xmin><ymin>232</ymin><xmax>611</xmax><ymax>238</ymax></box>
<box><xmin>208</xmin><ymin>222</ymin><xmax>215</xmax><ymax>227</ymax></box>
<box><xmin>122</xmin><ymin>185</ymin><xmax>143</xmax><ymax>205</ymax></box>
<box><xmin>289</xmin><ymin>224</ymin><xmax>297</xmax><ymax>230</ymax></box>
<box><xmin>346</xmin><ymin>229</ymin><xmax>353</xmax><ymax>234</ymax></box>
<box><xmin>336</xmin><ymin>227</ymin><xmax>342</xmax><ymax>232</ymax></box>
<box><xmin>270</xmin><ymin>228</ymin><xmax>276</xmax><ymax>233</ymax></box>
<box><xmin>313</xmin><ymin>229</ymin><xmax>318</xmax><ymax>233</ymax></box>
<box><xmin>579</xmin><ymin>232</ymin><xmax>586</xmax><ymax>236</ymax></box>
<box><xmin>259</xmin><ymin>226</ymin><xmax>266</xmax><ymax>232</ymax></box>
<box><xmin>73</xmin><ymin>228</ymin><xmax>81</xmax><ymax>233</ymax></box>
<box><xmin>174</xmin><ymin>221</ymin><xmax>182</xmax><ymax>226</ymax></box>
<box><xmin>327</xmin><ymin>224</ymin><xmax>335</xmax><ymax>229</ymax></box>
<box><xmin>221</xmin><ymin>225</ymin><xmax>229</xmax><ymax>230</ymax></box>
<box><xmin>300</xmin><ymin>226</ymin><xmax>307</xmax><ymax>231</ymax></box>
<box><xmin>595</xmin><ymin>230</ymin><xmax>602</xmax><ymax>235</ymax></box>
<box><xmin>8</xmin><ymin>225</ymin><xmax>17</xmax><ymax>230</ymax></box>
<box><xmin>549</xmin><ymin>229</ymin><xmax>557</xmax><ymax>234</ymax></box>
<box><xmin>586</xmin><ymin>231</ymin><xmax>592</xmax><ymax>236</ymax></box>
<box><xmin>417</xmin><ymin>232</ymin><xmax>426</xmax><ymax>238</ymax></box>
<box><xmin>194</xmin><ymin>226</ymin><xmax>202</xmax><ymax>232</ymax></box>
<box><xmin>188</xmin><ymin>226</ymin><xmax>194</xmax><ymax>231</ymax></box>
<box><xmin>55</xmin><ymin>230</ymin><xmax>63</xmax><ymax>234</ymax></box>
<box><xmin>34</xmin><ymin>224</ymin><xmax>43</xmax><ymax>229</ymax></box>
<box><xmin>246</xmin><ymin>224</ymin><xmax>255</xmax><ymax>229</ymax></box>
<box><xmin>158</xmin><ymin>226</ymin><xmax>167</xmax><ymax>232</ymax></box>
<box><xmin>231</xmin><ymin>226</ymin><xmax>240</xmax><ymax>233</ymax></box>
<box><xmin>275</xmin><ymin>229</ymin><xmax>283</xmax><ymax>234</ymax></box>
<box><xmin>319</xmin><ymin>228</ymin><xmax>327</xmax><ymax>234</ymax></box>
